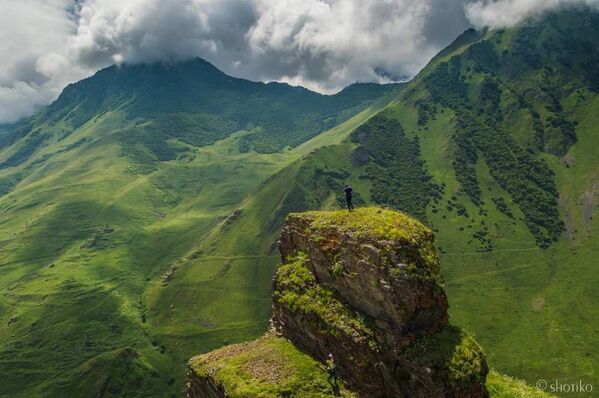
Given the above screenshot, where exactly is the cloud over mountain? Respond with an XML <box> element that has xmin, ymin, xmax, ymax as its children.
<box><xmin>466</xmin><ymin>0</ymin><xmax>599</xmax><ymax>28</ymax></box>
<box><xmin>1</xmin><ymin>0</ymin><xmax>598</xmax><ymax>123</ymax></box>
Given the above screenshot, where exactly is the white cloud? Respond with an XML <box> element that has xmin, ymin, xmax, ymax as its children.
<box><xmin>64</xmin><ymin>0</ymin><xmax>465</xmax><ymax>93</ymax></box>
<box><xmin>0</xmin><ymin>0</ymin><xmax>86</xmax><ymax>123</ymax></box>
<box><xmin>242</xmin><ymin>0</ymin><xmax>456</xmax><ymax>92</ymax></box>
<box><xmin>71</xmin><ymin>0</ymin><xmax>218</xmax><ymax>65</ymax></box>
<box><xmin>466</xmin><ymin>0</ymin><xmax>599</xmax><ymax>29</ymax></box>
<box><xmin>0</xmin><ymin>0</ymin><xmax>597</xmax><ymax>123</ymax></box>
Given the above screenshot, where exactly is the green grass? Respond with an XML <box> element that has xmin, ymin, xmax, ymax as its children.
<box><xmin>189</xmin><ymin>335</ymin><xmax>357</xmax><ymax>397</ymax></box>
<box><xmin>0</xmin><ymin>97</ymin><xmax>394</xmax><ymax>397</ymax></box>
<box><xmin>0</xmin><ymin>79</ymin><xmax>396</xmax><ymax>397</ymax></box>
<box><xmin>487</xmin><ymin>370</ymin><xmax>556</xmax><ymax>398</ymax></box>
<box><xmin>1</xmin><ymin>8</ymin><xmax>598</xmax><ymax>398</ymax></box>
<box><xmin>38</xmin><ymin>347</ymin><xmax>165</xmax><ymax>398</ymax></box>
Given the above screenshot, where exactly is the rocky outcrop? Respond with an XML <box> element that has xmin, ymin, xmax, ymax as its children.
<box><xmin>187</xmin><ymin>334</ymin><xmax>358</xmax><ymax>397</ymax></box>
<box><xmin>277</xmin><ymin>208</ymin><xmax>449</xmax><ymax>346</ymax></box>
<box><xmin>188</xmin><ymin>207</ymin><xmax>489</xmax><ymax>398</ymax></box>
<box><xmin>186</xmin><ymin>370</ymin><xmax>225</xmax><ymax>398</ymax></box>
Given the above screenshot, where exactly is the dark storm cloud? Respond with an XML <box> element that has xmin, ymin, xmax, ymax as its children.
<box><xmin>424</xmin><ymin>0</ymin><xmax>473</xmax><ymax>45</ymax></box>
<box><xmin>1</xmin><ymin>0</ymin><xmax>598</xmax><ymax>123</ymax></box>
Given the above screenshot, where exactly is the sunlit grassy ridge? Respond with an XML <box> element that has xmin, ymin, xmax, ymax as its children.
<box><xmin>298</xmin><ymin>207</ymin><xmax>431</xmax><ymax>242</ymax></box>
<box><xmin>0</xmin><ymin>72</ymin><xmax>398</xmax><ymax>396</ymax></box>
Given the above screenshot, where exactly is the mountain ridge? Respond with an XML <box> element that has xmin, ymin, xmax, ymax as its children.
<box><xmin>0</xmin><ymin>54</ymin><xmax>400</xmax><ymax>397</ymax></box>
<box><xmin>1</xmin><ymin>7</ymin><xmax>598</xmax><ymax>398</ymax></box>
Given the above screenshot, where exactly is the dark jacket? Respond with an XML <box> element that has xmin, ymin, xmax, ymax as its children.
<box><xmin>343</xmin><ymin>186</ymin><xmax>352</xmax><ymax>198</ymax></box>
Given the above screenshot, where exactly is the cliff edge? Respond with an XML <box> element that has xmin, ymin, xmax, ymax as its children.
<box><xmin>188</xmin><ymin>207</ymin><xmax>489</xmax><ymax>397</ymax></box>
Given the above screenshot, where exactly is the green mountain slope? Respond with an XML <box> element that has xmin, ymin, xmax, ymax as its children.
<box><xmin>2</xmin><ymin>7</ymin><xmax>598</xmax><ymax>398</ymax></box>
<box><xmin>26</xmin><ymin>58</ymin><xmax>393</xmax><ymax>155</ymax></box>
<box><xmin>213</xmin><ymin>7</ymin><xmax>599</xmax><ymax>395</ymax></box>
<box><xmin>0</xmin><ymin>60</ymin><xmax>400</xmax><ymax>397</ymax></box>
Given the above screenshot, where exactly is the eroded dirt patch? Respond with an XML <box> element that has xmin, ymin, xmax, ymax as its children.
<box><xmin>561</xmin><ymin>152</ymin><xmax>576</xmax><ymax>168</ymax></box>
<box><xmin>580</xmin><ymin>181</ymin><xmax>598</xmax><ymax>236</ymax></box>
<box><xmin>532</xmin><ymin>297</ymin><xmax>545</xmax><ymax>311</ymax></box>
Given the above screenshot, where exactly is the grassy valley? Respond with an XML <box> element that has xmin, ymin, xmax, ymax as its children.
<box><xmin>1</xmin><ymin>7</ymin><xmax>598</xmax><ymax>398</ymax></box>
<box><xmin>0</xmin><ymin>62</ymin><xmax>399</xmax><ymax>397</ymax></box>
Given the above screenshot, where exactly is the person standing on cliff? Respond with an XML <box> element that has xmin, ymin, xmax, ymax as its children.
<box><xmin>326</xmin><ymin>353</ymin><xmax>338</xmax><ymax>387</ymax></box>
<box><xmin>343</xmin><ymin>184</ymin><xmax>354</xmax><ymax>211</ymax></box>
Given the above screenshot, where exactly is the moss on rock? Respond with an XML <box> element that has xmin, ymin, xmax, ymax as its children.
<box><xmin>297</xmin><ymin>207</ymin><xmax>432</xmax><ymax>242</ymax></box>
<box><xmin>273</xmin><ymin>253</ymin><xmax>377</xmax><ymax>344</ymax></box>
<box><xmin>286</xmin><ymin>207</ymin><xmax>442</xmax><ymax>283</ymax></box>
<box><xmin>401</xmin><ymin>325</ymin><xmax>488</xmax><ymax>391</ymax></box>
<box><xmin>188</xmin><ymin>335</ymin><xmax>357</xmax><ymax>398</ymax></box>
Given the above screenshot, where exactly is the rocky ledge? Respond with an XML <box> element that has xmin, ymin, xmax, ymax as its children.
<box><xmin>188</xmin><ymin>208</ymin><xmax>489</xmax><ymax>397</ymax></box>
<box><xmin>187</xmin><ymin>333</ymin><xmax>358</xmax><ymax>397</ymax></box>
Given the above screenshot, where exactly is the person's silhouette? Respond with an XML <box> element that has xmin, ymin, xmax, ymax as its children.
<box><xmin>343</xmin><ymin>184</ymin><xmax>354</xmax><ymax>211</ymax></box>
<box><xmin>326</xmin><ymin>353</ymin><xmax>338</xmax><ymax>387</ymax></box>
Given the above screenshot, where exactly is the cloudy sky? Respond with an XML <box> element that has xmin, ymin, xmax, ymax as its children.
<box><xmin>0</xmin><ymin>0</ymin><xmax>597</xmax><ymax>123</ymax></box>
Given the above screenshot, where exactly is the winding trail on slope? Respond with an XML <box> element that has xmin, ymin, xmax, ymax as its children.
<box><xmin>441</xmin><ymin>247</ymin><xmax>540</xmax><ymax>255</ymax></box>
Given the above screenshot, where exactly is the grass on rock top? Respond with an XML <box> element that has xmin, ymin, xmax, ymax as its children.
<box><xmin>189</xmin><ymin>335</ymin><xmax>357</xmax><ymax>398</ymax></box>
<box><xmin>293</xmin><ymin>207</ymin><xmax>433</xmax><ymax>242</ymax></box>
<box><xmin>290</xmin><ymin>207</ymin><xmax>442</xmax><ymax>281</ymax></box>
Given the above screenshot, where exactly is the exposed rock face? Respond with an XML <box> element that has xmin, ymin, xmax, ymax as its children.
<box><xmin>188</xmin><ymin>208</ymin><xmax>488</xmax><ymax>398</ymax></box>
<box><xmin>272</xmin><ymin>208</ymin><xmax>487</xmax><ymax>397</ymax></box>
<box><xmin>186</xmin><ymin>370</ymin><xmax>224</xmax><ymax>398</ymax></box>
<box><xmin>278</xmin><ymin>209</ymin><xmax>449</xmax><ymax>346</ymax></box>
